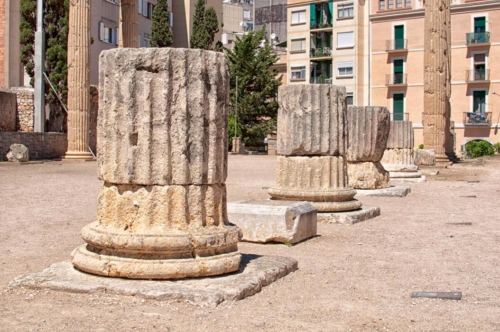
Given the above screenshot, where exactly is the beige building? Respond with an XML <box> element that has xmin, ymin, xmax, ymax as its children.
<box><xmin>0</xmin><ymin>0</ymin><xmax>24</xmax><ymax>88</ymax></box>
<box><xmin>222</xmin><ymin>0</ymin><xmax>253</xmax><ymax>45</ymax></box>
<box><xmin>370</xmin><ymin>0</ymin><xmax>500</xmax><ymax>155</ymax></box>
<box><xmin>286</xmin><ymin>0</ymin><xmax>370</xmax><ymax>106</ymax></box>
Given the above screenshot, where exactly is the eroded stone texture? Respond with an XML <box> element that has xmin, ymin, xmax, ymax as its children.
<box><xmin>277</xmin><ymin>85</ymin><xmax>346</xmax><ymax>156</ymax></box>
<box><xmin>346</xmin><ymin>106</ymin><xmax>390</xmax><ymax>162</ymax></box>
<box><xmin>386</xmin><ymin>121</ymin><xmax>413</xmax><ymax>149</ymax></box>
<box><xmin>347</xmin><ymin>162</ymin><xmax>390</xmax><ymax>189</ymax></box>
<box><xmin>6</xmin><ymin>144</ymin><xmax>29</xmax><ymax>162</ymax></box>
<box><xmin>71</xmin><ymin>48</ymin><xmax>241</xmax><ymax>280</ymax></box>
<box><xmin>381</xmin><ymin>149</ymin><xmax>415</xmax><ymax>170</ymax></box>
<box><xmin>97</xmin><ymin>48</ymin><xmax>228</xmax><ymax>186</ymax></box>
<box><xmin>0</xmin><ymin>88</ymin><xmax>17</xmax><ymax>132</ymax></box>
<box><xmin>414</xmin><ymin>149</ymin><xmax>436</xmax><ymax>166</ymax></box>
<box><xmin>423</xmin><ymin>0</ymin><xmax>453</xmax><ymax>165</ymax></box>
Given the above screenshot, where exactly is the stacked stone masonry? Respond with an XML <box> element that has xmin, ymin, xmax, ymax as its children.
<box><xmin>0</xmin><ymin>132</ymin><xmax>67</xmax><ymax>161</ymax></box>
<box><xmin>382</xmin><ymin>121</ymin><xmax>422</xmax><ymax>178</ymax></box>
<box><xmin>71</xmin><ymin>48</ymin><xmax>241</xmax><ymax>280</ymax></box>
<box><xmin>269</xmin><ymin>84</ymin><xmax>361</xmax><ymax>212</ymax></box>
<box><xmin>0</xmin><ymin>88</ymin><xmax>17</xmax><ymax>132</ymax></box>
<box><xmin>11</xmin><ymin>87</ymin><xmax>34</xmax><ymax>132</ymax></box>
<box><xmin>346</xmin><ymin>106</ymin><xmax>390</xmax><ymax>189</ymax></box>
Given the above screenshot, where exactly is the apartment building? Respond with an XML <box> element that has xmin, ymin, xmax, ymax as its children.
<box><xmin>222</xmin><ymin>0</ymin><xmax>254</xmax><ymax>46</ymax></box>
<box><xmin>255</xmin><ymin>0</ymin><xmax>286</xmax><ymax>44</ymax></box>
<box><xmin>286</xmin><ymin>0</ymin><xmax>370</xmax><ymax>106</ymax></box>
<box><xmin>370</xmin><ymin>0</ymin><xmax>500</xmax><ymax>154</ymax></box>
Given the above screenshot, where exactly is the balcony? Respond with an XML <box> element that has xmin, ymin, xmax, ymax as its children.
<box><xmin>466</xmin><ymin>69</ymin><xmax>490</xmax><ymax>83</ymax></box>
<box><xmin>310</xmin><ymin>2</ymin><xmax>333</xmax><ymax>29</ymax></box>
<box><xmin>463</xmin><ymin>111</ymin><xmax>492</xmax><ymax>126</ymax></box>
<box><xmin>391</xmin><ymin>112</ymin><xmax>409</xmax><ymax>121</ymax></box>
<box><xmin>310</xmin><ymin>47</ymin><xmax>332</xmax><ymax>58</ymax></box>
<box><xmin>466</xmin><ymin>32</ymin><xmax>490</xmax><ymax>46</ymax></box>
<box><xmin>386</xmin><ymin>39</ymin><xmax>408</xmax><ymax>52</ymax></box>
<box><xmin>310</xmin><ymin>76</ymin><xmax>332</xmax><ymax>84</ymax></box>
<box><xmin>385</xmin><ymin>73</ymin><xmax>407</xmax><ymax>86</ymax></box>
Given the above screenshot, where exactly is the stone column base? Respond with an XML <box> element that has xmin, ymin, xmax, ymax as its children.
<box><xmin>64</xmin><ymin>151</ymin><xmax>94</xmax><ymax>160</ymax></box>
<box><xmin>71</xmin><ymin>221</ymin><xmax>242</xmax><ymax>279</ymax></box>
<box><xmin>347</xmin><ymin>161</ymin><xmax>390</xmax><ymax>189</ymax></box>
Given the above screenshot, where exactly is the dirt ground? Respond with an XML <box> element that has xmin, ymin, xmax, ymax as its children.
<box><xmin>1</xmin><ymin>155</ymin><xmax>500</xmax><ymax>331</ymax></box>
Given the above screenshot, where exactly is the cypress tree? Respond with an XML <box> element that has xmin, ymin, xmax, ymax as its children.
<box><xmin>151</xmin><ymin>0</ymin><xmax>173</xmax><ymax>47</ymax></box>
<box><xmin>190</xmin><ymin>0</ymin><xmax>219</xmax><ymax>50</ymax></box>
<box><xmin>225</xmin><ymin>27</ymin><xmax>282</xmax><ymax>145</ymax></box>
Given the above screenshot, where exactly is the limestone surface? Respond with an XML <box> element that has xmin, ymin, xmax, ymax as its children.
<box><xmin>6</xmin><ymin>144</ymin><xmax>29</xmax><ymax>162</ymax></box>
<box><xmin>347</xmin><ymin>162</ymin><xmax>390</xmax><ymax>189</ymax></box>
<box><xmin>227</xmin><ymin>200</ymin><xmax>317</xmax><ymax>244</ymax></box>
<box><xmin>97</xmin><ymin>48</ymin><xmax>228</xmax><ymax>186</ymax></box>
<box><xmin>346</xmin><ymin>106</ymin><xmax>390</xmax><ymax>162</ymax></box>
<box><xmin>386</xmin><ymin>121</ymin><xmax>414</xmax><ymax>149</ymax></box>
<box><xmin>381</xmin><ymin>149</ymin><xmax>415</xmax><ymax>170</ymax></box>
<box><xmin>277</xmin><ymin>84</ymin><xmax>346</xmax><ymax>156</ymax></box>
<box><xmin>0</xmin><ymin>88</ymin><xmax>17</xmax><ymax>132</ymax></box>
<box><xmin>71</xmin><ymin>48</ymin><xmax>241</xmax><ymax>279</ymax></box>
<box><xmin>318</xmin><ymin>205</ymin><xmax>381</xmax><ymax>225</ymax></box>
<box><xmin>414</xmin><ymin>149</ymin><xmax>436</xmax><ymax>166</ymax></box>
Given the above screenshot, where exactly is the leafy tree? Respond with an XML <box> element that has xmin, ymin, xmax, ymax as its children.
<box><xmin>151</xmin><ymin>0</ymin><xmax>173</xmax><ymax>47</ymax></box>
<box><xmin>225</xmin><ymin>27</ymin><xmax>282</xmax><ymax>145</ymax></box>
<box><xmin>20</xmin><ymin>0</ymin><xmax>69</xmax><ymax>107</ymax></box>
<box><xmin>190</xmin><ymin>0</ymin><xmax>220</xmax><ymax>50</ymax></box>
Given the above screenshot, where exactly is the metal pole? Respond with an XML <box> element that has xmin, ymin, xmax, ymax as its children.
<box><xmin>34</xmin><ymin>0</ymin><xmax>45</xmax><ymax>132</ymax></box>
<box><xmin>235</xmin><ymin>76</ymin><xmax>238</xmax><ymax>139</ymax></box>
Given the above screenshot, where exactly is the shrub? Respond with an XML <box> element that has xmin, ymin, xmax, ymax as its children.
<box><xmin>465</xmin><ymin>140</ymin><xmax>495</xmax><ymax>158</ymax></box>
<box><xmin>494</xmin><ymin>142</ymin><xmax>500</xmax><ymax>154</ymax></box>
<box><xmin>418</xmin><ymin>144</ymin><xmax>424</xmax><ymax>149</ymax></box>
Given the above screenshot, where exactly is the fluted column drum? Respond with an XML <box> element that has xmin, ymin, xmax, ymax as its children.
<box><xmin>346</xmin><ymin>106</ymin><xmax>391</xmax><ymax>189</ymax></box>
<box><xmin>71</xmin><ymin>48</ymin><xmax>241</xmax><ymax>279</ymax></box>
<box><xmin>268</xmin><ymin>84</ymin><xmax>361</xmax><ymax>212</ymax></box>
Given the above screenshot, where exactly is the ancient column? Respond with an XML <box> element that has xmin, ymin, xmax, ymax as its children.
<box><xmin>65</xmin><ymin>0</ymin><xmax>93</xmax><ymax>160</ymax></box>
<box><xmin>423</xmin><ymin>0</ymin><xmax>452</xmax><ymax>165</ymax></box>
<box><xmin>268</xmin><ymin>85</ymin><xmax>361</xmax><ymax>212</ymax></box>
<box><xmin>71</xmin><ymin>48</ymin><xmax>241</xmax><ymax>279</ymax></box>
<box><xmin>381</xmin><ymin>121</ymin><xmax>423</xmax><ymax>180</ymax></box>
<box><xmin>346</xmin><ymin>106</ymin><xmax>391</xmax><ymax>189</ymax></box>
<box><xmin>119</xmin><ymin>0</ymin><xmax>138</xmax><ymax>48</ymax></box>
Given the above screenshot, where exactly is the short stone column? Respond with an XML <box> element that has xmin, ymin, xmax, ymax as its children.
<box><xmin>119</xmin><ymin>0</ymin><xmax>138</xmax><ymax>48</ymax></box>
<box><xmin>268</xmin><ymin>84</ymin><xmax>361</xmax><ymax>212</ymax></box>
<box><xmin>71</xmin><ymin>48</ymin><xmax>241</xmax><ymax>279</ymax></box>
<box><xmin>346</xmin><ymin>106</ymin><xmax>391</xmax><ymax>189</ymax></box>
<box><xmin>381</xmin><ymin>121</ymin><xmax>423</xmax><ymax>179</ymax></box>
<box><xmin>65</xmin><ymin>0</ymin><xmax>93</xmax><ymax>160</ymax></box>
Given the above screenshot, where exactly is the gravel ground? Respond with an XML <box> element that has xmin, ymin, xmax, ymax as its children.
<box><xmin>1</xmin><ymin>154</ymin><xmax>499</xmax><ymax>331</ymax></box>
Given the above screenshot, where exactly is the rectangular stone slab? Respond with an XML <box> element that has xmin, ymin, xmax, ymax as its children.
<box><xmin>97</xmin><ymin>48</ymin><xmax>229</xmax><ymax>186</ymax></box>
<box><xmin>411</xmin><ymin>292</ymin><xmax>462</xmax><ymax>300</ymax></box>
<box><xmin>227</xmin><ymin>200</ymin><xmax>317</xmax><ymax>244</ymax></box>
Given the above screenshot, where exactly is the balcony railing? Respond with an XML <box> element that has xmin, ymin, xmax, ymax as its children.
<box><xmin>310</xmin><ymin>76</ymin><xmax>333</xmax><ymax>84</ymax></box>
<box><xmin>386</xmin><ymin>39</ymin><xmax>408</xmax><ymax>52</ymax></box>
<box><xmin>310</xmin><ymin>47</ymin><xmax>332</xmax><ymax>58</ymax></box>
<box><xmin>466</xmin><ymin>32</ymin><xmax>491</xmax><ymax>45</ymax></box>
<box><xmin>391</xmin><ymin>112</ymin><xmax>409</xmax><ymax>121</ymax></box>
<box><xmin>466</xmin><ymin>69</ymin><xmax>490</xmax><ymax>82</ymax></box>
<box><xmin>385</xmin><ymin>73</ymin><xmax>407</xmax><ymax>86</ymax></box>
<box><xmin>463</xmin><ymin>111</ymin><xmax>492</xmax><ymax>125</ymax></box>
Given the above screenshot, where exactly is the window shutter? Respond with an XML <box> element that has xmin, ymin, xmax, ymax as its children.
<box><xmin>337</xmin><ymin>32</ymin><xmax>354</xmax><ymax>48</ymax></box>
<box><xmin>99</xmin><ymin>22</ymin><xmax>105</xmax><ymax>41</ymax></box>
<box><xmin>138</xmin><ymin>0</ymin><xmax>143</xmax><ymax>14</ymax></box>
<box><xmin>169</xmin><ymin>12</ymin><xmax>173</xmax><ymax>27</ymax></box>
<box><xmin>113</xmin><ymin>28</ymin><xmax>118</xmax><ymax>45</ymax></box>
<box><xmin>138</xmin><ymin>35</ymin><xmax>142</xmax><ymax>47</ymax></box>
<box><xmin>143</xmin><ymin>1</ymin><xmax>148</xmax><ymax>17</ymax></box>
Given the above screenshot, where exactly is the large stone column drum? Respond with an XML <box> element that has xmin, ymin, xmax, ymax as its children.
<box><xmin>71</xmin><ymin>48</ymin><xmax>241</xmax><ymax>279</ymax></box>
<box><xmin>381</xmin><ymin>121</ymin><xmax>422</xmax><ymax>179</ymax></box>
<box><xmin>268</xmin><ymin>85</ymin><xmax>361</xmax><ymax>212</ymax></box>
<box><xmin>346</xmin><ymin>106</ymin><xmax>391</xmax><ymax>189</ymax></box>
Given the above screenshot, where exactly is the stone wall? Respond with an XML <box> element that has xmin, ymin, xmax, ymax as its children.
<box><xmin>0</xmin><ymin>88</ymin><xmax>17</xmax><ymax>131</ymax></box>
<box><xmin>0</xmin><ymin>132</ymin><xmax>67</xmax><ymax>161</ymax></box>
<box><xmin>11</xmin><ymin>87</ymin><xmax>34</xmax><ymax>132</ymax></box>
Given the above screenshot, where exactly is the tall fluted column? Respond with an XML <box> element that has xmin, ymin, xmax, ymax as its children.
<box><xmin>423</xmin><ymin>0</ymin><xmax>452</xmax><ymax>165</ymax></box>
<box><xmin>65</xmin><ymin>0</ymin><xmax>93</xmax><ymax>160</ymax></box>
<box><xmin>119</xmin><ymin>0</ymin><xmax>138</xmax><ymax>48</ymax></box>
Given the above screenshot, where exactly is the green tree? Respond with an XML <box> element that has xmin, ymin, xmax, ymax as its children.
<box><xmin>151</xmin><ymin>0</ymin><xmax>173</xmax><ymax>47</ymax></box>
<box><xmin>190</xmin><ymin>0</ymin><xmax>220</xmax><ymax>50</ymax></box>
<box><xmin>20</xmin><ymin>0</ymin><xmax>69</xmax><ymax>107</ymax></box>
<box><xmin>225</xmin><ymin>27</ymin><xmax>282</xmax><ymax>145</ymax></box>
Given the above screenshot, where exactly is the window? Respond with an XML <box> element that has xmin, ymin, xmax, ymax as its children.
<box><xmin>396</xmin><ymin>0</ymin><xmax>402</xmax><ymax>8</ymax></box>
<box><xmin>291</xmin><ymin>38</ymin><xmax>306</xmax><ymax>52</ymax></box>
<box><xmin>338</xmin><ymin>3</ymin><xmax>354</xmax><ymax>18</ymax></box>
<box><xmin>144</xmin><ymin>33</ymin><xmax>151</xmax><ymax>47</ymax></box>
<box><xmin>105</xmin><ymin>0</ymin><xmax>117</xmax><ymax>4</ymax></box>
<box><xmin>393</xmin><ymin>93</ymin><xmax>405</xmax><ymax>121</ymax></box>
<box><xmin>381</xmin><ymin>0</ymin><xmax>411</xmax><ymax>10</ymax></box>
<box><xmin>337</xmin><ymin>61</ymin><xmax>353</xmax><ymax>77</ymax></box>
<box><xmin>393</xmin><ymin>59</ymin><xmax>404</xmax><ymax>84</ymax></box>
<box><xmin>380</xmin><ymin>0</ymin><xmax>385</xmax><ymax>10</ymax></box>
<box><xmin>139</xmin><ymin>0</ymin><xmax>153</xmax><ymax>18</ymax></box>
<box><xmin>99</xmin><ymin>21</ymin><xmax>118</xmax><ymax>45</ymax></box>
<box><xmin>291</xmin><ymin>10</ymin><xmax>306</xmax><ymax>24</ymax></box>
<box><xmin>473</xmin><ymin>53</ymin><xmax>486</xmax><ymax>80</ymax></box>
<box><xmin>337</xmin><ymin>32</ymin><xmax>354</xmax><ymax>48</ymax></box>
<box><xmin>394</xmin><ymin>25</ymin><xmax>405</xmax><ymax>49</ymax></box>
<box><xmin>138</xmin><ymin>35</ymin><xmax>142</xmax><ymax>47</ymax></box>
<box><xmin>291</xmin><ymin>66</ymin><xmax>306</xmax><ymax>80</ymax></box>
<box><xmin>346</xmin><ymin>93</ymin><xmax>353</xmax><ymax>105</ymax></box>
<box><xmin>473</xmin><ymin>90</ymin><xmax>486</xmax><ymax>113</ymax></box>
<box><xmin>243</xmin><ymin>9</ymin><xmax>251</xmax><ymax>20</ymax></box>
<box><xmin>406</xmin><ymin>0</ymin><xmax>411</xmax><ymax>7</ymax></box>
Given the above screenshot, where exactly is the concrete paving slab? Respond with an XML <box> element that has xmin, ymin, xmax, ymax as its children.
<box><xmin>317</xmin><ymin>205</ymin><xmax>381</xmax><ymax>224</ymax></box>
<box><xmin>228</xmin><ymin>200</ymin><xmax>317</xmax><ymax>244</ymax></box>
<box><xmin>390</xmin><ymin>175</ymin><xmax>426</xmax><ymax>182</ymax></box>
<box><xmin>354</xmin><ymin>186</ymin><xmax>411</xmax><ymax>197</ymax></box>
<box><xmin>9</xmin><ymin>255</ymin><xmax>298</xmax><ymax>307</ymax></box>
